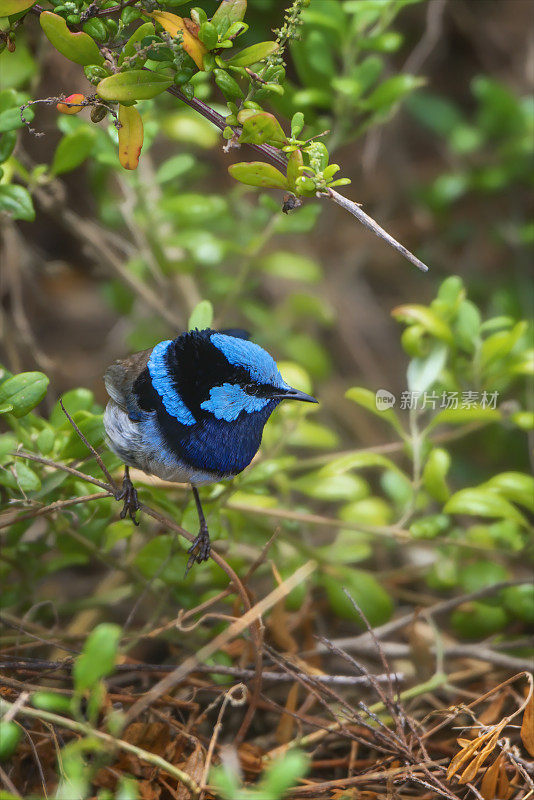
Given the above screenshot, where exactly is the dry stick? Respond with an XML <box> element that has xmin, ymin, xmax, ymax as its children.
<box><xmin>166</xmin><ymin>84</ymin><xmax>430</xmax><ymax>274</ymax></box>
<box><xmin>0</xmin><ymin>657</ymin><xmax>403</xmax><ymax>686</ymax></box>
<box><xmin>123</xmin><ymin>560</ymin><xmax>316</xmax><ymax>725</ymax></box>
<box><xmin>0</xmin><ymin>698</ymin><xmax>201</xmax><ymax>797</ymax></box>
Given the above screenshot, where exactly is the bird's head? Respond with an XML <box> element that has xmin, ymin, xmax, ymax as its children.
<box><xmin>145</xmin><ymin>329</ymin><xmax>317</xmax><ymax>426</ymax></box>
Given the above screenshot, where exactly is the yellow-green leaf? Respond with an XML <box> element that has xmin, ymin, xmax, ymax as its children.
<box><xmin>97</xmin><ymin>70</ymin><xmax>172</xmax><ymax>102</ymax></box>
<box><xmin>118</xmin><ymin>103</ymin><xmax>144</xmax><ymax>170</ymax></box>
<box><xmin>392</xmin><ymin>304</ymin><xmax>454</xmax><ymax>344</ymax></box>
<box><xmin>226</xmin><ymin>41</ymin><xmax>278</xmax><ymax>67</ymax></box>
<box><xmin>444</xmin><ymin>488</ymin><xmax>529</xmax><ymax>527</ymax></box>
<box><xmin>228</xmin><ymin>161</ymin><xmax>288</xmax><ymax>189</ymax></box>
<box><xmin>0</xmin><ymin>0</ymin><xmax>34</xmax><ymax>15</ymax></box>
<box><xmin>40</xmin><ymin>11</ymin><xmax>104</xmax><ymax>66</ymax></box>
<box><xmin>239</xmin><ymin>111</ymin><xmax>286</xmax><ymax>147</ymax></box>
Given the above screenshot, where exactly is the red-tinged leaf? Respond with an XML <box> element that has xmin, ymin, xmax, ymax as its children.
<box><xmin>148</xmin><ymin>11</ymin><xmax>206</xmax><ymax>69</ymax></box>
<box><xmin>56</xmin><ymin>93</ymin><xmax>85</xmax><ymax>115</ymax></box>
<box><xmin>0</xmin><ymin>0</ymin><xmax>34</xmax><ymax>15</ymax></box>
<box><xmin>228</xmin><ymin>161</ymin><xmax>288</xmax><ymax>190</ymax></box>
<box><xmin>40</xmin><ymin>11</ymin><xmax>104</xmax><ymax>66</ymax></box>
<box><xmin>118</xmin><ymin>104</ymin><xmax>144</xmax><ymax>170</ymax></box>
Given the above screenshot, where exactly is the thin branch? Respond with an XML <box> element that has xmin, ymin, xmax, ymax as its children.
<box><xmin>166</xmin><ymin>85</ymin><xmax>430</xmax><ymax>273</ymax></box>
<box><xmin>326</xmin><ymin>188</ymin><xmax>429</xmax><ymax>272</ymax></box>
<box><xmin>0</xmin><ymin>656</ymin><xmax>403</xmax><ymax>686</ymax></box>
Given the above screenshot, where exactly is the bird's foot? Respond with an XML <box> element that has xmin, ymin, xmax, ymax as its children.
<box><xmin>185</xmin><ymin>524</ymin><xmax>211</xmax><ymax>576</ymax></box>
<box><xmin>115</xmin><ymin>473</ymin><xmax>139</xmax><ymax>525</ymax></box>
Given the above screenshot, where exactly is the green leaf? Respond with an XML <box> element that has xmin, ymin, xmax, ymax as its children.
<box><xmin>52</xmin><ymin>127</ymin><xmax>95</xmax><ymax>175</ymax></box>
<box><xmin>428</xmin><ymin>405</ymin><xmax>501</xmax><ymax>431</ymax></box>
<box><xmin>293</xmin><ymin>471</ymin><xmax>369</xmax><ymax>502</ymax></box>
<box><xmin>422</xmin><ymin>448</ymin><xmax>450</xmax><ymax>502</ymax></box>
<box><xmin>451</xmin><ymin>601</ymin><xmax>508</xmax><ymax>639</ymax></box>
<box><xmin>321</xmin><ymin>568</ymin><xmax>393</xmax><ymax>626</ymax></box>
<box><xmin>118</xmin><ymin>21</ymin><xmax>155</xmax><ymax>67</ymax></box>
<box><xmin>226</xmin><ymin>41</ymin><xmax>278</xmax><ymax>67</ymax></box>
<box><xmin>228</xmin><ymin>161</ymin><xmax>288</xmax><ymax>190</ymax></box>
<box><xmin>392</xmin><ymin>304</ymin><xmax>454</xmax><ymax>344</ymax></box>
<box><xmin>97</xmin><ymin>70</ymin><xmax>172</xmax><ymax>102</ymax></box>
<box><xmin>319</xmin><ymin>450</ymin><xmax>402</xmax><ymax>478</ymax></box>
<box><xmin>345</xmin><ymin>387</ymin><xmax>404</xmax><ymax>436</ymax></box>
<box><xmin>155</xmin><ymin>153</ymin><xmax>195</xmax><ymax>183</ymax></box>
<box><xmin>458</xmin><ymin>561</ymin><xmax>509</xmax><ymax>593</ymax></box>
<box><xmin>188</xmin><ymin>299</ymin><xmax>213</xmax><ymax>330</ymax></box>
<box><xmin>134</xmin><ymin>535</ymin><xmax>183</xmax><ymax>581</ymax></box>
<box><xmin>260</xmin><ymin>751</ymin><xmax>309</xmax><ymax>796</ymax></box>
<box><xmin>407</xmin><ymin>91</ymin><xmax>463</xmax><ymax>137</ymax></box>
<box><xmin>291</xmin><ymin>111</ymin><xmax>304</xmax><ymax>138</ymax></box>
<box><xmin>407</xmin><ymin>342</ymin><xmax>448</xmax><ymax>394</ymax></box>
<box><xmin>210</xmin><ymin>0</ymin><xmax>247</xmax><ymax>36</ymax></box>
<box><xmin>502</xmin><ymin>584</ymin><xmax>534</xmax><ymax>624</ymax></box>
<box><xmin>260</xmin><ymin>251</ymin><xmax>321</xmax><ymax>283</ymax></box>
<box><xmin>61</xmin><ymin>413</ymin><xmax>104</xmax><ymax>459</ymax></box>
<box><xmin>444</xmin><ymin>488</ymin><xmax>529</xmax><ymax>527</ymax></box>
<box><xmin>159</xmin><ymin>192</ymin><xmax>227</xmax><ymax>225</ymax></box>
<box><xmin>0</xmin><ymin>184</ymin><xmax>35</xmax><ymax>221</ymax></box>
<box><xmin>0</xmin><ymin>131</ymin><xmax>17</xmax><ymax>162</ymax></box>
<box><xmin>339</xmin><ymin>497</ymin><xmax>392</xmax><ymax>526</ymax></box>
<box><xmin>0</xmin><ymin>104</ymin><xmax>34</xmax><ymax>134</ymax></box>
<box><xmin>238</xmin><ymin>111</ymin><xmax>286</xmax><ymax>147</ymax></box>
<box><xmin>73</xmin><ymin>623</ymin><xmax>121</xmax><ymax>692</ymax></box>
<box><xmin>104</xmin><ymin>520</ymin><xmax>135</xmax><ymax>553</ymax></box>
<box><xmin>40</xmin><ymin>11</ymin><xmax>104</xmax><ymax>66</ymax></box>
<box><xmin>0</xmin><ymin>0</ymin><xmax>35</xmax><ymax>15</ymax></box>
<box><xmin>364</xmin><ymin>74</ymin><xmax>425</xmax><ymax>113</ymax></box>
<box><xmin>410</xmin><ymin>514</ymin><xmax>449</xmax><ymax>540</ymax></box>
<box><xmin>485</xmin><ymin>472</ymin><xmax>534</xmax><ymax>513</ymax></box>
<box><xmin>0</xmin><ymin>371</ymin><xmax>48</xmax><ymax>416</ymax></box>
<box><xmin>0</xmin><ymin>721</ymin><xmax>21</xmax><ymax>761</ymax></box>
<box><xmin>0</xmin><ymin>461</ymin><xmax>41</xmax><ymax>492</ymax></box>
<box><xmin>50</xmin><ymin>388</ymin><xmax>95</xmax><ymax>427</ymax></box>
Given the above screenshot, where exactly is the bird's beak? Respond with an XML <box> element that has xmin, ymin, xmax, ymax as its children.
<box><xmin>272</xmin><ymin>387</ymin><xmax>318</xmax><ymax>404</ymax></box>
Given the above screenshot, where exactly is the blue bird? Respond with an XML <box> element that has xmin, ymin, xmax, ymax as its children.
<box><xmin>103</xmin><ymin>328</ymin><xmax>317</xmax><ymax>572</ymax></box>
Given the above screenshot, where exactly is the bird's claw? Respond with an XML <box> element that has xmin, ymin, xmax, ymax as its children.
<box><xmin>185</xmin><ymin>525</ymin><xmax>211</xmax><ymax>576</ymax></box>
<box><xmin>116</xmin><ymin>475</ymin><xmax>140</xmax><ymax>525</ymax></box>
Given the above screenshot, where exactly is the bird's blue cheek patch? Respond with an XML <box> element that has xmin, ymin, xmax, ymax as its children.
<box><xmin>148</xmin><ymin>340</ymin><xmax>196</xmax><ymax>426</ymax></box>
<box><xmin>200</xmin><ymin>383</ymin><xmax>270</xmax><ymax>422</ymax></box>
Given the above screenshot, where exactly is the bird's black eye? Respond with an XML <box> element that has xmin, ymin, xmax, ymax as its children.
<box><xmin>244</xmin><ymin>383</ymin><xmax>258</xmax><ymax>395</ymax></box>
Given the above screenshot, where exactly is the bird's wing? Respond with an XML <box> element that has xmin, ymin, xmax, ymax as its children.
<box><xmin>104</xmin><ymin>348</ymin><xmax>152</xmax><ymax>414</ymax></box>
